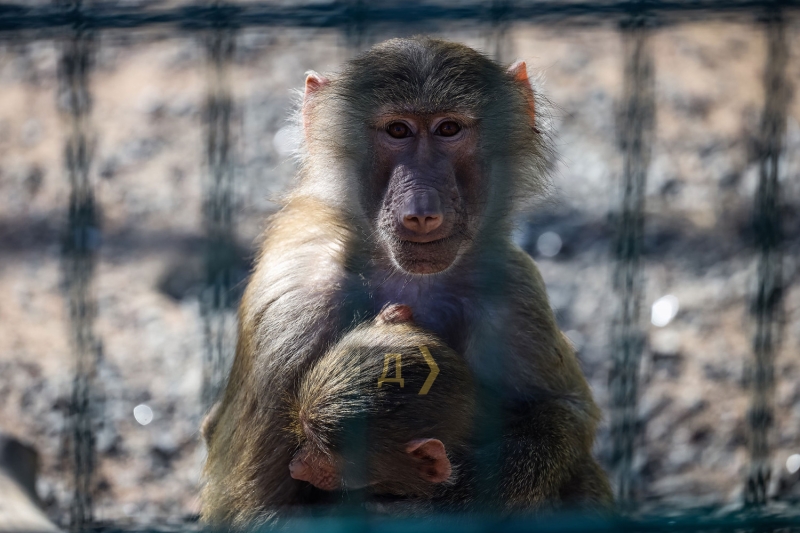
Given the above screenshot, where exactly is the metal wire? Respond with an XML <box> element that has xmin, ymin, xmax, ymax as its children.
<box><xmin>487</xmin><ymin>0</ymin><xmax>514</xmax><ymax>61</ymax></box>
<box><xmin>344</xmin><ymin>0</ymin><xmax>367</xmax><ymax>51</ymax></box>
<box><xmin>200</xmin><ymin>24</ymin><xmax>237</xmax><ymax>412</ymax></box>
<box><xmin>608</xmin><ymin>15</ymin><xmax>654</xmax><ymax>508</ymax></box>
<box><xmin>6</xmin><ymin>0</ymin><xmax>792</xmax><ymax>524</ymax></box>
<box><xmin>57</xmin><ymin>0</ymin><xmax>100</xmax><ymax>529</ymax></box>
<box><xmin>2</xmin><ymin>1</ymin><xmax>800</xmax><ymax>34</ymax></box>
<box><xmin>80</xmin><ymin>509</ymin><xmax>800</xmax><ymax>532</ymax></box>
<box><xmin>745</xmin><ymin>7</ymin><xmax>789</xmax><ymax>508</ymax></box>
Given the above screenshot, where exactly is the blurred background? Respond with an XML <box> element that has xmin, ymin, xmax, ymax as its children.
<box><xmin>0</xmin><ymin>0</ymin><xmax>798</xmax><ymax>528</ymax></box>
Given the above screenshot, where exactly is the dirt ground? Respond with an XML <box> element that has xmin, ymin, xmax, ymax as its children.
<box><xmin>0</xmin><ymin>11</ymin><xmax>799</xmax><ymax>526</ymax></box>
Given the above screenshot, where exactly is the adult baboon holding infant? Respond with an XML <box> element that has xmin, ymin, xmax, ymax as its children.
<box><xmin>202</xmin><ymin>37</ymin><xmax>611</xmax><ymax>524</ymax></box>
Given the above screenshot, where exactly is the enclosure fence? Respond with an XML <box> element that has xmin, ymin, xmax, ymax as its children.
<box><xmin>0</xmin><ymin>1</ymin><xmax>797</xmax><ymax>531</ymax></box>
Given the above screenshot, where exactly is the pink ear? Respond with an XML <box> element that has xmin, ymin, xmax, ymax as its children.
<box><xmin>507</xmin><ymin>60</ymin><xmax>536</xmax><ymax>126</ymax></box>
<box><xmin>507</xmin><ymin>60</ymin><xmax>529</xmax><ymax>83</ymax></box>
<box><xmin>302</xmin><ymin>71</ymin><xmax>330</xmax><ymax>134</ymax></box>
<box><xmin>304</xmin><ymin>71</ymin><xmax>329</xmax><ymax>100</ymax></box>
<box><xmin>405</xmin><ymin>438</ymin><xmax>451</xmax><ymax>484</ymax></box>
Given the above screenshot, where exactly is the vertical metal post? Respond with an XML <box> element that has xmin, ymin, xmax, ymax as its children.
<box><xmin>608</xmin><ymin>18</ymin><xmax>653</xmax><ymax>508</ymax></box>
<box><xmin>745</xmin><ymin>8</ymin><xmax>789</xmax><ymax>508</ymax></box>
<box><xmin>201</xmin><ymin>22</ymin><xmax>237</xmax><ymax>412</ymax></box>
<box><xmin>57</xmin><ymin>1</ymin><xmax>100</xmax><ymax>529</ymax></box>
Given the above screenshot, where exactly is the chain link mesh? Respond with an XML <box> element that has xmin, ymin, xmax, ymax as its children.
<box><xmin>608</xmin><ymin>17</ymin><xmax>654</xmax><ymax>509</ymax></box>
<box><xmin>745</xmin><ymin>8</ymin><xmax>789</xmax><ymax>508</ymax></box>
<box><xmin>200</xmin><ymin>25</ymin><xmax>237</xmax><ymax>412</ymax></box>
<box><xmin>5</xmin><ymin>0</ymin><xmax>791</xmax><ymax>524</ymax></box>
<box><xmin>57</xmin><ymin>0</ymin><xmax>100</xmax><ymax>528</ymax></box>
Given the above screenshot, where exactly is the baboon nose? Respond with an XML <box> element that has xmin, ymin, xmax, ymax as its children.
<box><xmin>401</xmin><ymin>191</ymin><xmax>443</xmax><ymax>235</ymax></box>
<box><xmin>403</xmin><ymin>213</ymin><xmax>443</xmax><ymax>234</ymax></box>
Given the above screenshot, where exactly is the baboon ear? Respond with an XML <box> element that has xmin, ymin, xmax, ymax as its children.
<box><xmin>304</xmin><ymin>71</ymin><xmax>330</xmax><ymax>100</ymax></box>
<box><xmin>405</xmin><ymin>438</ymin><xmax>451</xmax><ymax>484</ymax></box>
<box><xmin>507</xmin><ymin>60</ymin><xmax>536</xmax><ymax>125</ymax></box>
<box><xmin>303</xmin><ymin>71</ymin><xmax>330</xmax><ymax>132</ymax></box>
<box><xmin>507</xmin><ymin>60</ymin><xmax>529</xmax><ymax>83</ymax></box>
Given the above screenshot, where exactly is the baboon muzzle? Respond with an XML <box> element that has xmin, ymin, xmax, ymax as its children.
<box><xmin>400</xmin><ymin>188</ymin><xmax>444</xmax><ymax>236</ymax></box>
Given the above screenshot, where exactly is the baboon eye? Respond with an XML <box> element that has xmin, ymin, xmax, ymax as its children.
<box><xmin>435</xmin><ymin>121</ymin><xmax>461</xmax><ymax>137</ymax></box>
<box><xmin>386</xmin><ymin>122</ymin><xmax>411</xmax><ymax>138</ymax></box>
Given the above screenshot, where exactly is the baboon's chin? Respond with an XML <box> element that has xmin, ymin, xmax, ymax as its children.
<box><xmin>391</xmin><ymin>238</ymin><xmax>463</xmax><ymax>275</ymax></box>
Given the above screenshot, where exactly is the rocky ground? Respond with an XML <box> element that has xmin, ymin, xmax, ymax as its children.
<box><xmin>0</xmin><ymin>7</ymin><xmax>799</xmax><ymax>527</ymax></box>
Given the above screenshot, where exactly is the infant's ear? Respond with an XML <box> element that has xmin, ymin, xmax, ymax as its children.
<box><xmin>405</xmin><ymin>438</ymin><xmax>451</xmax><ymax>484</ymax></box>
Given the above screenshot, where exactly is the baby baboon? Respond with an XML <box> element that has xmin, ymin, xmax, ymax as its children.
<box><xmin>288</xmin><ymin>304</ymin><xmax>473</xmax><ymax>503</ymax></box>
<box><xmin>202</xmin><ymin>37</ymin><xmax>611</xmax><ymax>524</ymax></box>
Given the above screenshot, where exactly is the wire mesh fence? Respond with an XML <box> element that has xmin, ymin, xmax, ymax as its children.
<box><xmin>0</xmin><ymin>1</ymin><xmax>798</xmax><ymax>531</ymax></box>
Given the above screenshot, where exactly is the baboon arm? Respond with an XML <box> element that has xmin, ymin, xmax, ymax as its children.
<box><xmin>469</xmin><ymin>247</ymin><xmax>610</xmax><ymax>509</ymax></box>
<box><xmin>201</xmin><ymin>199</ymin><xmax>357</xmax><ymax>524</ymax></box>
<box><xmin>202</xmin><ymin>296</ymin><xmax>342</xmax><ymax>524</ymax></box>
<box><xmin>499</xmin><ymin>398</ymin><xmax>611</xmax><ymax>509</ymax></box>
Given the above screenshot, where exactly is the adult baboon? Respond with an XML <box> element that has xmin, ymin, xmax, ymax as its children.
<box><xmin>202</xmin><ymin>37</ymin><xmax>611</xmax><ymax>525</ymax></box>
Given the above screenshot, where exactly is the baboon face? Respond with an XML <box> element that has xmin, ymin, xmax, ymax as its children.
<box><xmin>303</xmin><ymin>38</ymin><xmax>542</xmax><ymax>275</ymax></box>
<box><xmin>368</xmin><ymin>110</ymin><xmax>482</xmax><ymax>275</ymax></box>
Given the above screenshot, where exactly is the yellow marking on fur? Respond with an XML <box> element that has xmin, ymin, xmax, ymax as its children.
<box><xmin>418</xmin><ymin>345</ymin><xmax>439</xmax><ymax>395</ymax></box>
<box><xmin>378</xmin><ymin>353</ymin><xmax>404</xmax><ymax>388</ymax></box>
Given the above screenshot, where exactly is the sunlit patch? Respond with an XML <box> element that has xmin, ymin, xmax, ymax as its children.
<box><xmin>565</xmin><ymin>329</ymin><xmax>585</xmax><ymax>352</ymax></box>
<box><xmin>787</xmin><ymin>454</ymin><xmax>800</xmax><ymax>474</ymax></box>
<box><xmin>651</xmin><ymin>295</ymin><xmax>679</xmax><ymax>327</ymax></box>
<box><xmin>273</xmin><ymin>125</ymin><xmax>300</xmax><ymax>156</ymax></box>
<box><xmin>537</xmin><ymin>231</ymin><xmax>562</xmax><ymax>258</ymax></box>
<box><xmin>133</xmin><ymin>404</ymin><xmax>153</xmax><ymax>426</ymax></box>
